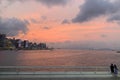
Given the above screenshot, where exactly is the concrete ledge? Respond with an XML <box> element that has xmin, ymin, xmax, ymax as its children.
<box><xmin>0</xmin><ymin>75</ymin><xmax>115</xmax><ymax>78</ymax></box>
<box><xmin>0</xmin><ymin>71</ymin><xmax>119</xmax><ymax>78</ymax></box>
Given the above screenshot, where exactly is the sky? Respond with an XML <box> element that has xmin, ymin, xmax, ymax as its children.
<box><xmin>0</xmin><ymin>0</ymin><xmax>120</xmax><ymax>49</ymax></box>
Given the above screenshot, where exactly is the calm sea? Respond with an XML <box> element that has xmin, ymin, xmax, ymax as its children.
<box><xmin>0</xmin><ymin>49</ymin><xmax>120</xmax><ymax>66</ymax></box>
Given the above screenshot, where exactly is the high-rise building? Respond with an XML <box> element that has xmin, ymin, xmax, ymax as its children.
<box><xmin>15</xmin><ymin>39</ymin><xmax>22</xmax><ymax>49</ymax></box>
<box><xmin>38</xmin><ymin>43</ymin><xmax>47</xmax><ymax>49</ymax></box>
<box><xmin>0</xmin><ymin>34</ymin><xmax>6</xmax><ymax>47</ymax></box>
<box><xmin>23</xmin><ymin>40</ymin><xmax>29</xmax><ymax>48</ymax></box>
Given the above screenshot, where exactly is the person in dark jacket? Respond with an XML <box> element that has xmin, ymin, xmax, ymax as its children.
<box><xmin>110</xmin><ymin>64</ymin><xmax>114</xmax><ymax>73</ymax></box>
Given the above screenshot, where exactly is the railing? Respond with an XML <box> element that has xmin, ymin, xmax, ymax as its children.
<box><xmin>0</xmin><ymin>66</ymin><xmax>120</xmax><ymax>78</ymax></box>
<box><xmin>0</xmin><ymin>66</ymin><xmax>110</xmax><ymax>72</ymax></box>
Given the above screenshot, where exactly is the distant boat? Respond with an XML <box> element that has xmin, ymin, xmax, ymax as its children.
<box><xmin>48</xmin><ymin>48</ymin><xmax>54</xmax><ymax>51</ymax></box>
<box><xmin>117</xmin><ymin>51</ymin><xmax>120</xmax><ymax>53</ymax></box>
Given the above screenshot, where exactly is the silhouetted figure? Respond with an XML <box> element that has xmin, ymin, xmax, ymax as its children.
<box><xmin>114</xmin><ymin>64</ymin><xmax>118</xmax><ymax>75</ymax></box>
<box><xmin>110</xmin><ymin>64</ymin><xmax>114</xmax><ymax>73</ymax></box>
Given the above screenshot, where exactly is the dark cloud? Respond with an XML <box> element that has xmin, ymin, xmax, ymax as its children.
<box><xmin>0</xmin><ymin>17</ymin><xmax>29</xmax><ymax>37</ymax></box>
<box><xmin>30</xmin><ymin>18</ymin><xmax>40</xmax><ymax>24</ymax></box>
<box><xmin>108</xmin><ymin>14</ymin><xmax>120</xmax><ymax>22</ymax></box>
<box><xmin>42</xmin><ymin>26</ymin><xmax>51</xmax><ymax>30</ymax></box>
<box><xmin>72</xmin><ymin>0</ymin><xmax>118</xmax><ymax>23</ymax></box>
<box><xmin>36</xmin><ymin>0</ymin><xmax>69</xmax><ymax>7</ymax></box>
<box><xmin>61</xmin><ymin>19</ymin><xmax>70</xmax><ymax>24</ymax></box>
<box><xmin>30</xmin><ymin>19</ymin><xmax>38</xmax><ymax>23</ymax></box>
<box><xmin>5</xmin><ymin>0</ymin><xmax>70</xmax><ymax>7</ymax></box>
<box><xmin>0</xmin><ymin>0</ymin><xmax>70</xmax><ymax>13</ymax></box>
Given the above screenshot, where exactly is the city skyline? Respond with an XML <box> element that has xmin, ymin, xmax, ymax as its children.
<box><xmin>0</xmin><ymin>0</ymin><xmax>120</xmax><ymax>49</ymax></box>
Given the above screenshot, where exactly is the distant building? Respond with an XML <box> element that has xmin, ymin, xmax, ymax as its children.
<box><xmin>0</xmin><ymin>33</ymin><xmax>48</xmax><ymax>50</ymax></box>
<box><xmin>23</xmin><ymin>40</ymin><xmax>29</xmax><ymax>49</ymax></box>
<box><xmin>16</xmin><ymin>39</ymin><xmax>22</xmax><ymax>49</ymax></box>
<box><xmin>0</xmin><ymin>34</ymin><xmax>6</xmax><ymax>48</ymax></box>
<box><xmin>5</xmin><ymin>38</ymin><xmax>15</xmax><ymax>49</ymax></box>
<box><xmin>38</xmin><ymin>43</ymin><xmax>47</xmax><ymax>49</ymax></box>
<box><xmin>28</xmin><ymin>42</ymin><xmax>33</xmax><ymax>49</ymax></box>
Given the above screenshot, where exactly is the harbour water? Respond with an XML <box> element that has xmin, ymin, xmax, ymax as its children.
<box><xmin>0</xmin><ymin>49</ymin><xmax>120</xmax><ymax>67</ymax></box>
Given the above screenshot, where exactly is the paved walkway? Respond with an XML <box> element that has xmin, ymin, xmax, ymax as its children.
<box><xmin>0</xmin><ymin>66</ymin><xmax>119</xmax><ymax>80</ymax></box>
<box><xmin>0</xmin><ymin>71</ymin><xmax>119</xmax><ymax>79</ymax></box>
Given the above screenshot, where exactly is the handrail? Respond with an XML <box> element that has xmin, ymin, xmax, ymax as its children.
<box><xmin>0</xmin><ymin>66</ymin><xmax>120</xmax><ymax>78</ymax></box>
<box><xmin>0</xmin><ymin>66</ymin><xmax>109</xmax><ymax>68</ymax></box>
<box><xmin>0</xmin><ymin>66</ymin><xmax>110</xmax><ymax>71</ymax></box>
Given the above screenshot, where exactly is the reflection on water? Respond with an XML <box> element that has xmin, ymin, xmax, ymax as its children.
<box><xmin>0</xmin><ymin>50</ymin><xmax>120</xmax><ymax>66</ymax></box>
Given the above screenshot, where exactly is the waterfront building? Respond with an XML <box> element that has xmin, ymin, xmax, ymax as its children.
<box><xmin>15</xmin><ymin>39</ymin><xmax>22</xmax><ymax>49</ymax></box>
<box><xmin>0</xmin><ymin>33</ymin><xmax>48</xmax><ymax>50</ymax></box>
<box><xmin>23</xmin><ymin>40</ymin><xmax>29</xmax><ymax>49</ymax></box>
<box><xmin>5</xmin><ymin>39</ymin><xmax>15</xmax><ymax>50</ymax></box>
<box><xmin>38</xmin><ymin>43</ymin><xmax>47</xmax><ymax>49</ymax></box>
<box><xmin>28</xmin><ymin>42</ymin><xmax>33</xmax><ymax>49</ymax></box>
<box><xmin>0</xmin><ymin>34</ymin><xmax>6</xmax><ymax>48</ymax></box>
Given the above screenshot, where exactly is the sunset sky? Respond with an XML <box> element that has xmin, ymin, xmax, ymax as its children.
<box><xmin>0</xmin><ymin>0</ymin><xmax>120</xmax><ymax>49</ymax></box>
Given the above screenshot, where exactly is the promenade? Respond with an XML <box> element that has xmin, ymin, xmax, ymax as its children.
<box><xmin>0</xmin><ymin>66</ymin><xmax>119</xmax><ymax>80</ymax></box>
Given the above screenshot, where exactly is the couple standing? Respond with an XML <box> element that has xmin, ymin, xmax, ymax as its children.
<box><xmin>110</xmin><ymin>64</ymin><xmax>118</xmax><ymax>75</ymax></box>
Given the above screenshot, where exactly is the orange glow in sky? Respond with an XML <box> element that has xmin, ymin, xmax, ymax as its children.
<box><xmin>0</xmin><ymin>0</ymin><xmax>120</xmax><ymax>49</ymax></box>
